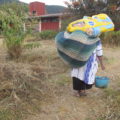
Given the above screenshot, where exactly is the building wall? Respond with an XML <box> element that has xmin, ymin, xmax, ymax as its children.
<box><xmin>41</xmin><ymin>22</ymin><xmax>59</xmax><ymax>31</ymax></box>
<box><xmin>29</xmin><ymin>2</ymin><xmax>61</xmax><ymax>31</ymax></box>
<box><xmin>40</xmin><ymin>17</ymin><xmax>60</xmax><ymax>31</ymax></box>
<box><xmin>29</xmin><ymin>2</ymin><xmax>46</xmax><ymax>16</ymax></box>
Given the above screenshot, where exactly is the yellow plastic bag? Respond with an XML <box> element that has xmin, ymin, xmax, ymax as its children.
<box><xmin>67</xmin><ymin>14</ymin><xmax>114</xmax><ymax>36</ymax></box>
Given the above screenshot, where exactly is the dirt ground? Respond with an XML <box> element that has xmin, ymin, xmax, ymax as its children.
<box><xmin>0</xmin><ymin>39</ymin><xmax>120</xmax><ymax>120</ymax></box>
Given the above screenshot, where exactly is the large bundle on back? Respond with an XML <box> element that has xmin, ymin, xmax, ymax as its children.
<box><xmin>55</xmin><ymin>14</ymin><xmax>114</xmax><ymax>68</ymax></box>
<box><xmin>67</xmin><ymin>13</ymin><xmax>114</xmax><ymax>37</ymax></box>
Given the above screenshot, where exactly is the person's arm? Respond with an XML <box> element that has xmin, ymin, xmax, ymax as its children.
<box><xmin>97</xmin><ymin>56</ymin><xmax>105</xmax><ymax>70</ymax></box>
<box><xmin>96</xmin><ymin>41</ymin><xmax>105</xmax><ymax>70</ymax></box>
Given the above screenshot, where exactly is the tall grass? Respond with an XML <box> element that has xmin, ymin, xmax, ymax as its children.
<box><xmin>101</xmin><ymin>31</ymin><xmax>120</xmax><ymax>47</ymax></box>
<box><xmin>39</xmin><ymin>30</ymin><xmax>58</xmax><ymax>40</ymax></box>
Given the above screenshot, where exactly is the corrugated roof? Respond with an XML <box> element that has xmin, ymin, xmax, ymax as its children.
<box><xmin>40</xmin><ymin>13</ymin><xmax>63</xmax><ymax>17</ymax></box>
<box><xmin>28</xmin><ymin>13</ymin><xmax>63</xmax><ymax>19</ymax></box>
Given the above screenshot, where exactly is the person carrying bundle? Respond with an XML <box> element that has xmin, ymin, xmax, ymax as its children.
<box><xmin>71</xmin><ymin>39</ymin><xmax>105</xmax><ymax>96</ymax></box>
<box><xmin>55</xmin><ymin>13</ymin><xmax>114</xmax><ymax>97</ymax></box>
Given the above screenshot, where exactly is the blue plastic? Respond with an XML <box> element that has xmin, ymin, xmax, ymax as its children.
<box><xmin>95</xmin><ymin>76</ymin><xmax>109</xmax><ymax>88</ymax></box>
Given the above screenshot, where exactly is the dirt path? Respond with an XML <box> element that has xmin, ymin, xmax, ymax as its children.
<box><xmin>24</xmin><ymin>41</ymin><xmax>120</xmax><ymax>120</ymax></box>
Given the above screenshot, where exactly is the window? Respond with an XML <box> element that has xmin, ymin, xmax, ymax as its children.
<box><xmin>32</xmin><ymin>11</ymin><xmax>37</xmax><ymax>16</ymax></box>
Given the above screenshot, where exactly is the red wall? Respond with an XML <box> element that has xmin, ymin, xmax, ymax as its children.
<box><xmin>41</xmin><ymin>22</ymin><xmax>59</xmax><ymax>31</ymax></box>
<box><xmin>41</xmin><ymin>17</ymin><xmax>60</xmax><ymax>31</ymax></box>
<box><xmin>29</xmin><ymin>2</ymin><xmax>45</xmax><ymax>16</ymax></box>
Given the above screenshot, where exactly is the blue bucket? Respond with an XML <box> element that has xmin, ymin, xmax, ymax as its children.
<box><xmin>95</xmin><ymin>76</ymin><xmax>109</xmax><ymax>88</ymax></box>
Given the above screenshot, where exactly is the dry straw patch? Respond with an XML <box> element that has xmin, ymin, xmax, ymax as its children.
<box><xmin>0</xmin><ymin>39</ymin><xmax>120</xmax><ymax>120</ymax></box>
<box><xmin>0</xmin><ymin>40</ymin><xmax>69</xmax><ymax>119</ymax></box>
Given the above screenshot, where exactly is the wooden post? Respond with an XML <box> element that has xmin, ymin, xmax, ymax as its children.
<box><xmin>39</xmin><ymin>18</ymin><xmax>42</xmax><ymax>32</ymax></box>
<box><xmin>59</xmin><ymin>17</ymin><xmax>62</xmax><ymax>30</ymax></box>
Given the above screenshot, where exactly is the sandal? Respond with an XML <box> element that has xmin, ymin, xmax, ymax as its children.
<box><xmin>73</xmin><ymin>90</ymin><xmax>81</xmax><ymax>97</ymax></box>
<box><xmin>79</xmin><ymin>90</ymin><xmax>87</xmax><ymax>96</ymax></box>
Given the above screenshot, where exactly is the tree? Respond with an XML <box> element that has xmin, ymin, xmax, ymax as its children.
<box><xmin>0</xmin><ymin>0</ymin><xmax>18</xmax><ymax>4</ymax></box>
<box><xmin>0</xmin><ymin>3</ymin><xmax>27</xmax><ymax>58</ymax></box>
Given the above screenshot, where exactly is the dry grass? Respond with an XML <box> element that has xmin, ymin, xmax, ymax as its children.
<box><xmin>0</xmin><ymin>39</ymin><xmax>69</xmax><ymax>120</ymax></box>
<box><xmin>0</xmin><ymin>38</ymin><xmax>120</xmax><ymax>120</ymax></box>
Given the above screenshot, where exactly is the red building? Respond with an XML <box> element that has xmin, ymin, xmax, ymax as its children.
<box><xmin>28</xmin><ymin>1</ymin><xmax>62</xmax><ymax>32</ymax></box>
<box><xmin>29</xmin><ymin>2</ymin><xmax>46</xmax><ymax>16</ymax></box>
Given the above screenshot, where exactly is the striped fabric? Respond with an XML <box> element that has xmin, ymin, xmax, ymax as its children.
<box><xmin>55</xmin><ymin>30</ymin><xmax>100</xmax><ymax>67</ymax></box>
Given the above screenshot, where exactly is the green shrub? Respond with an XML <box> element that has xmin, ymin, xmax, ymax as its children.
<box><xmin>24</xmin><ymin>42</ymin><xmax>41</xmax><ymax>49</ymax></box>
<box><xmin>0</xmin><ymin>3</ymin><xmax>26</xmax><ymax>59</ymax></box>
<box><xmin>101</xmin><ymin>31</ymin><xmax>120</xmax><ymax>46</ymax></box>
<box><xmin>39</xmin><ymin>30</ymin><xmax>58</xmax><ymax>40</ymax></box>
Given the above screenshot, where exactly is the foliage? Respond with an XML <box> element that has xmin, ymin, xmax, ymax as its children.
<box><xmin>24</xmin><ymin>42</ymin><xmax>41</xmax><ymax>49</ymax></box>
<box><xmin>39</xmin><ymin>30</ymin><xmax>58</xmax><ymax>40</ymax></box>
<box><xmin>0</xmin><ymin>0</ymin><xmax>18</xmax><ymax>4</ymax></box>
<box><xmin>0</xmin><ymin>3</ymin><xmax>27</xmax><ymax>58</ymax></box>
<box><xmin>0</xmin><ymin>0</ymin><xmax>29</xmax><ymax>14</ymax></box>
<box><xmin>0</xmin><ymin>2</ymin><xmax>28</xmax><ymax>17</ymax></box>
<box><xmin>101</xmin><ymin>31</ymin><xmax>120</xmax><ymax>46</ymax></box>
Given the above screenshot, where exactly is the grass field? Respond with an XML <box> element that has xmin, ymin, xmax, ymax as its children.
<box><xmin>0</xmin><ymin>39</ymin><xmax>120</xmax><ymax>120</ymax></box>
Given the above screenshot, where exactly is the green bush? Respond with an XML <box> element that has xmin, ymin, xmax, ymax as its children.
<box><xmin>24</xmin><ymin>42</ymin><xmax>41</xmax><ymax>49</ymax></box>
<box><xmin>0</xmin><ymin>3</ymin><xmax>26</xmax><ymax>59</ymax></box>
<box><xmin>101</xmin><ymin>31</ymin><xmax>120</xmax><ymax>46</ymax></box>
<box><xmin>39</xmin><ymin>30</ymin><xmax>58</xmax><ymax>40</ymax></box>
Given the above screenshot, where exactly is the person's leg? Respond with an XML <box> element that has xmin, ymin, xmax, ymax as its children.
<box><xmin>73</xmin><ymin>77</ymin><xmax>87</xmax><ymax>97</ymax></box>
<box><xmin>73</xmin><ymin>77</ymin><xmax>81</xmax><ymax>97</ymax></box>
<box><xmin>72</xmin><ymin>77</ymin><xmax>92</xmax><ymax>97</ymax></box>
<box><xmin>79</xmin><ymin>81</ymin><xmax>93</xmax><ymax>96</ymax></box>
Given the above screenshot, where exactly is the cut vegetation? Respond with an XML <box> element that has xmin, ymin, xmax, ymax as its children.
<box><xmin>0</xmin><ymin>38</ymin><xmax>120</xmax><ymax>120</ymax></box>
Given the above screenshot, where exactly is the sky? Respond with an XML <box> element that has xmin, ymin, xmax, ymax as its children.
<box><xmin>19</xmin><ymin>0</ymin><xmax>69</xmax><ymax>6</ymax></box>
